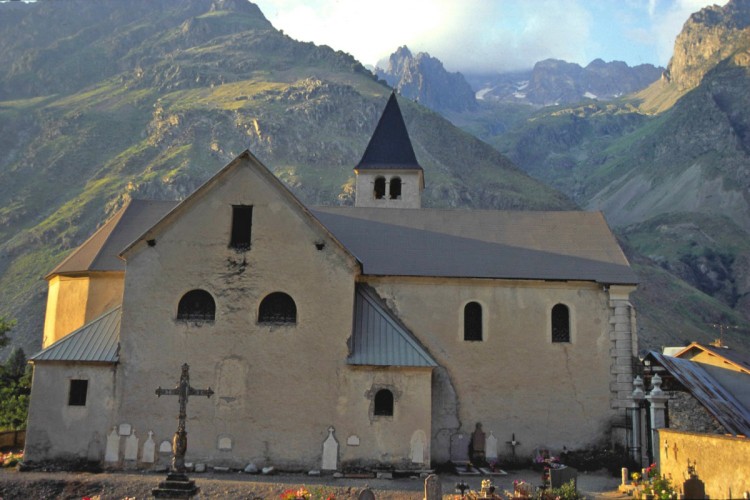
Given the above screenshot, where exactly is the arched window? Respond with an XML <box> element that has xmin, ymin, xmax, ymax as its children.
<box><xmin>552</xmin><ymin>303</ymin><xmax>570</xmax><ymax>342</ymax></box>
<box><xmin>374</xmin><ymin>389</ymin><xmax>394</xmax><ymax>416</ymax></box>
<box><xmin>374</xmin><ymin>176</ymin><xmax>386</xmax><ymax>199</ymax></box>
<box><xmin>258</xmin><ymin>292</ymin><xmax>297</xmax><ymax>324</ymax></box>
<box><xmin>389</xmin><ymin>177</ymin><xmax>402</xmax><ymax>199</ymax></box>
<box><xmin>177</xmin><ymin>289</ymin><xmax>215</xmax><ymax>321</ymax></box>
<box><xmin>464</xmin><ymin>301</ymin><xmax>483</xmax><ymax>341</ymax></box>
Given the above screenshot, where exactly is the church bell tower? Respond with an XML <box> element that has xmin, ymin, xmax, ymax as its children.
<box><xmin>354</xmin><ymin>93</ymin><xmax>424</xmax><ymax>209</ymax></box>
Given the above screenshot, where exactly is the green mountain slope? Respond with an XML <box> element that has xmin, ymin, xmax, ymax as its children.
<box><xmin>0</xmin><ymin>0</ymin><xmax>573</xmax><ymax>356</ymax></box>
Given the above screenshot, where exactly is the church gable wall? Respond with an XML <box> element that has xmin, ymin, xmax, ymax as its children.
<box><xmin>367</xmin><ymin>277</ymin><xmax>618</xmax><ymax>462</ymax></box>
<box><xmin>115</xmin><ymin>160</ymin><xmax>357</xmax><ymax>467</ymax></box>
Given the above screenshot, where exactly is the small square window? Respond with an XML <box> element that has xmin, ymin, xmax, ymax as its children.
<box><xmin>68</xmin><ymin>379</ymin><xmax>88</xmax><ymax>406</ymax></box>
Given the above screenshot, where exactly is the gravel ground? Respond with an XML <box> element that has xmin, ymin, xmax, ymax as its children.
<box><xmin>0</xmin><ymin>467</ymin><xmax>629</xmax><ymax>499</ymax></box>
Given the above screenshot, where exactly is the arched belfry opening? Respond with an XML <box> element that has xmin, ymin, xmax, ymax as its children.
<box><xmin>353</xmin><ymin>93</ymin><xmax>424</xmax><ymax>209</ymax></box>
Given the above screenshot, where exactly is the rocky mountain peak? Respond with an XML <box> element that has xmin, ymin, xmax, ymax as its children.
<box><xmin>376</xmin><ymin>46</ymin><xmax>477</xmax><ymax>113</ymax></box>
<box><xmin>666</xmin><ymin>0</ymin><xmax>750</xmax><ymax>91</ymax></box>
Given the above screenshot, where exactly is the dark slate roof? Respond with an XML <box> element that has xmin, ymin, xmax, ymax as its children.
<box><xmin>48</xmin><ymin>200</ymin><xmax>177</xmax><ymax>277</ymax></box>
<box><xmin>648</xmin><ymin>351</ymin><xmax>750</xmax><ymax>436</ymax></box>
<box><xmin>312</xmin><ymin>207</ymin><xmax>637</xmax><ymax>284</ymax></box>
<box><xmin>349</xmin><ymin>285</ymin><xmax>437</xmax><ymax>367</ymax></box>
<box><xmin>30</xmin><ymin>307</ymin><xmax>120</xmax><ymax>363</ymax></box>
<box><xmin>355</xmin><ymin>93</ymin><xmax>422</xmax><ymax>171</ymax></box>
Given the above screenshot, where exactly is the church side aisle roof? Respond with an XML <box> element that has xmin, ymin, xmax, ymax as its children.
<box><xmin>355</xmin><ymin>93</ymin><xmax>422</xmax><ymax>171</ymax></box>
<box><xmin>349</xmin><ymin>285</ymin><xmax>437</xmax><ymax>367</ymax></box>
<box><xmin>48</xmin><ymin>200</ymin><xmax>177</xmax><ymax>277</ymax></box>
<box><xmin>30</xmin><ymin>306</ymin><xmax>120</xmax><ymax>363</ymax></box>
<box><xmin>313</xmin><ymin>207</ymin><xmax>638</xmax><ymax>284</ymax></box>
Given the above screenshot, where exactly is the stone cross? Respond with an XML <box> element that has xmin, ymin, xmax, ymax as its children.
<box><xmin>155</xmin><ymin>363</ymin><xmax>214</xmax><ymax>472</ymax></box>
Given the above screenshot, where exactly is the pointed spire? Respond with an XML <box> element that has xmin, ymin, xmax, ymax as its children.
<box><xmin>356</xmin><ymin>92</ymin><xmax>422</xmax><ymax>171</ymax></box>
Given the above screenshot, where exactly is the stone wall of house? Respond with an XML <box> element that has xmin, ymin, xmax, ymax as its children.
<box><xmin>657</xmin><ymin>429</ymin><xmax>750</xmax><ymax>499</ymax></box>
<box><xmin>667</xmin><ymin>391</ymin><xmax>726</xmax><ymax>434</ymax></box>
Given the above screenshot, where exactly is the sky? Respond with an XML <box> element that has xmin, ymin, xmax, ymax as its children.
<box><xmin>253</xmin><ymin>0</ymin><xmax>728</xmax><ymax>73</ymax></box>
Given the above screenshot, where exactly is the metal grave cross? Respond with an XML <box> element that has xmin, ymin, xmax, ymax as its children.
<box><xmin>155</xmin><ymin>363</ymin><xmax>214</xmax><ymax>472</ymax></box>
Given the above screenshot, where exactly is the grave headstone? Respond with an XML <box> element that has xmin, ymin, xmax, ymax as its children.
<box><xmin>87</xmin><ymin>431</ymin><xmax>101</xmax><ymax>462</ymax></box>
<box><xmin>218</xmin><ymin>436</ymin><xmax>232</xmax><ymax>450</ymax></box>
<box><xmin>549</xmin><ymin>465</ymin><xmax>577</xmax><ymax>489</ymax></box>
<box><xmin>358</xmin><ymin>487</ymin><xmax>376</xmax><ymax>500</ymax></box>
<box><xmin>105</xmin><ymin>427</ymin><xmax>120</xmax><ymax>463</ymax></box>
<box><xmin>347</xmin><ymin>435</ymin><xmax>360</xmax><ymax>446</ymax></box>
<box><xmin>424</xmin><ymin>474</ymin><xmax>441</xmax><ymax>500</ymax></box>
<box><xmin>118</xmin><ymin>423</ymin><xmax>132</xmax><ymax>436</ymax></box>
<box><xmin>124</xmin><ymin>429</ymin><xmax>139</xmax><ymax>461</ymax></box>
<box><xmin>469</xmin><ymin>422</ymin><xmax>486</xmax><ymax>464</ymax></box>
<box><xmin>450</xmin><ymin>433</ymin><xmax>469</xmax><ymax>462</ymax></box>
<box><xmin>485</xmin><ymin>431</ymin><xmax>498</xmax><ymax>461</ymax></box>
<box><xmin>142</xmin><ymin>431</ymin><xmax>156</xmax><ymax>463</ymax></box>
<box><xmin>411</xmin><ymin>430</ymin><xmax>426</xmax><ymax>464</ymax></box>
<box><xmin>159</xmin><ymin>440</ymin><xmax>172</xmax><ymax>453</ymax></box>
<box><xmin>683</xmin><ymin>476</ymin><xmax>706</xmax><ymax>499</ymax></box>
<box><xmin>322</xmin><ymin>426</ymin><xmax>338</xmax><ymax>470</ymax></box>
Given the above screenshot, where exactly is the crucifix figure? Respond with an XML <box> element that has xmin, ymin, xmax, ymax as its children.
<box><xmin>506</xmin><ymin>433</ymin><xmax>521</xmax><ymax>460</ymax></box>
<box><xmin>155</xmin><ymin>363</ymin><xmax>214</xmax><ymax>473</ymax></box>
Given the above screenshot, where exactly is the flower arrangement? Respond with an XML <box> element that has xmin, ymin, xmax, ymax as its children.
<box><xmin>280</xmin><ymin>486</ymin><xmax>335</xmax><ymax>500</ymax></box>
<box><xmin>631</xmin><ymin>471</ymin><xmax>642</xmax><ymax>485</ymax></box>
<box><xmin>1</xmin><ymin>451</ymin><xmax>22</xmax><ymax>468</ymax></box>
<box><xmin>635</xmin><ymin>465</ymin><xmax>677</xmax><ymax>500</ymax></box>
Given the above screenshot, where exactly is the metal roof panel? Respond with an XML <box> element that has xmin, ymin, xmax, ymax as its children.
<box><xmin>348</xmin><ymin>285</ymin><xmax>437</xmax><ymax>367</ymax></box>
<box><xmin>31</xmin><ymin>307</ymin><xmax>120</xmax><ymax>363</ymax></box>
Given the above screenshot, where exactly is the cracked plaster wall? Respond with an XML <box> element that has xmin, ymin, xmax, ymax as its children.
<box><xmin>368</xmin><ymin>277</ymin><xmax>627</xmax><ymax>461</ymax></box>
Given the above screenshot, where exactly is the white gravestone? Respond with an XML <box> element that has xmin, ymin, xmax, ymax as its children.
<box><xmin>486</xmin><ymin>431</ymin><xmax>498</xmax><ymax>461</ymax></box>
<box><xmin>124</xmin><ymin>429</ymin><xmax>139</xmax><ymax>461</ymax></box>
<box><xmin>411</xmin><ymin>430</ymin><xmax>426</xmax><ymax>464</ymax></box>
<box><xmin>105</xmin><ymin>426</ymin><xmax>120</xmax><ymax>462</ymax></box>
<box><xmin>347</xmin><ymin>435</ymin><xmax>360</xmax><ymax>446</ymax></box>
<box><xmin>218</xmin><ymin>436</ymin><xmax>232</xmax><ymax>450</ymax></box>
<box><xmin>118</xmin><ymin>423</ymin><xmax>132</xmax><ymax>436</ymax></box>
<box><xmin>159</xmin><ymin>440</ymin><xmax>172</xmax><ymax>453</ymax></box>
<box><xmin>141</xmin><ymin>431</ymin><xmax>156</xmax><ymax>463</ymax></box>
<box><xmin>322</xmin><ymin>426</ymin><xmax>338</xmax><ymax>471</ymax></box>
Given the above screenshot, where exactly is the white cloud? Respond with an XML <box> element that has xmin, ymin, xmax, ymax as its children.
<box><xmin>254</xmin><ymin>0</ymin><xmax>730</xmax><ymax>74</ymax></box>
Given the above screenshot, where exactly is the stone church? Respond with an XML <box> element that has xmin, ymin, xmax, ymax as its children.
<box><xmin>25</xmin><ymin>93</ymin><xmax>638</xmax><ymax>470</ymax></box>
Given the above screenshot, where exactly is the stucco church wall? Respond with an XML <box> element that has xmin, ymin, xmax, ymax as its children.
<box><xmin>116</xmin><ymin>161</ymin><xmax>360</xmax><ymax>468</ymax></box>
<box><xmin>43</xmin><ymin>273</ymin><xmax>124</xmax><ymax>347</ymax></box>
<box><xmin>368</xmin><ymin>277</ymin><xmax>617</xmax><ymax>463</ymax></box>
<box><xmin>24</xmin><ymin>363</ymin><xmax>115</xmax><ymax>462</ymax></box>
<box><xmin>335</xmin><ymin>367</ymin><xmax>432</xmax><ymax>468</ymax></box>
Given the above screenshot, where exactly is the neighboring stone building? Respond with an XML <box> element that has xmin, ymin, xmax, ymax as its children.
<box><xmin>643</xmin><ymin>343</ymin><xmax>750</xmax><ymax>437</ymax></box>
<box><xmin>25</xmin><ymin>94</ymin><xmax>638</xmax><ymax>469</ymax></box>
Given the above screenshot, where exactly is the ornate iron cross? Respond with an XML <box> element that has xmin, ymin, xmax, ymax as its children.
<box><xmin>155</xmin><ymin>363</ymin><xmax>214</xmax><ymax>472</ymax></box>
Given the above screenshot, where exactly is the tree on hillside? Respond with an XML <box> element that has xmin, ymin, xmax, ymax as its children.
<box><xmin>0</xmin><ymin>342</ymin><xmax>32</xmax><ymax>431</ymax></box>
<box><xmin>0</xmin><ymin>315</ymin><xmax>15</xmax><ymax>349</ymax></box>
